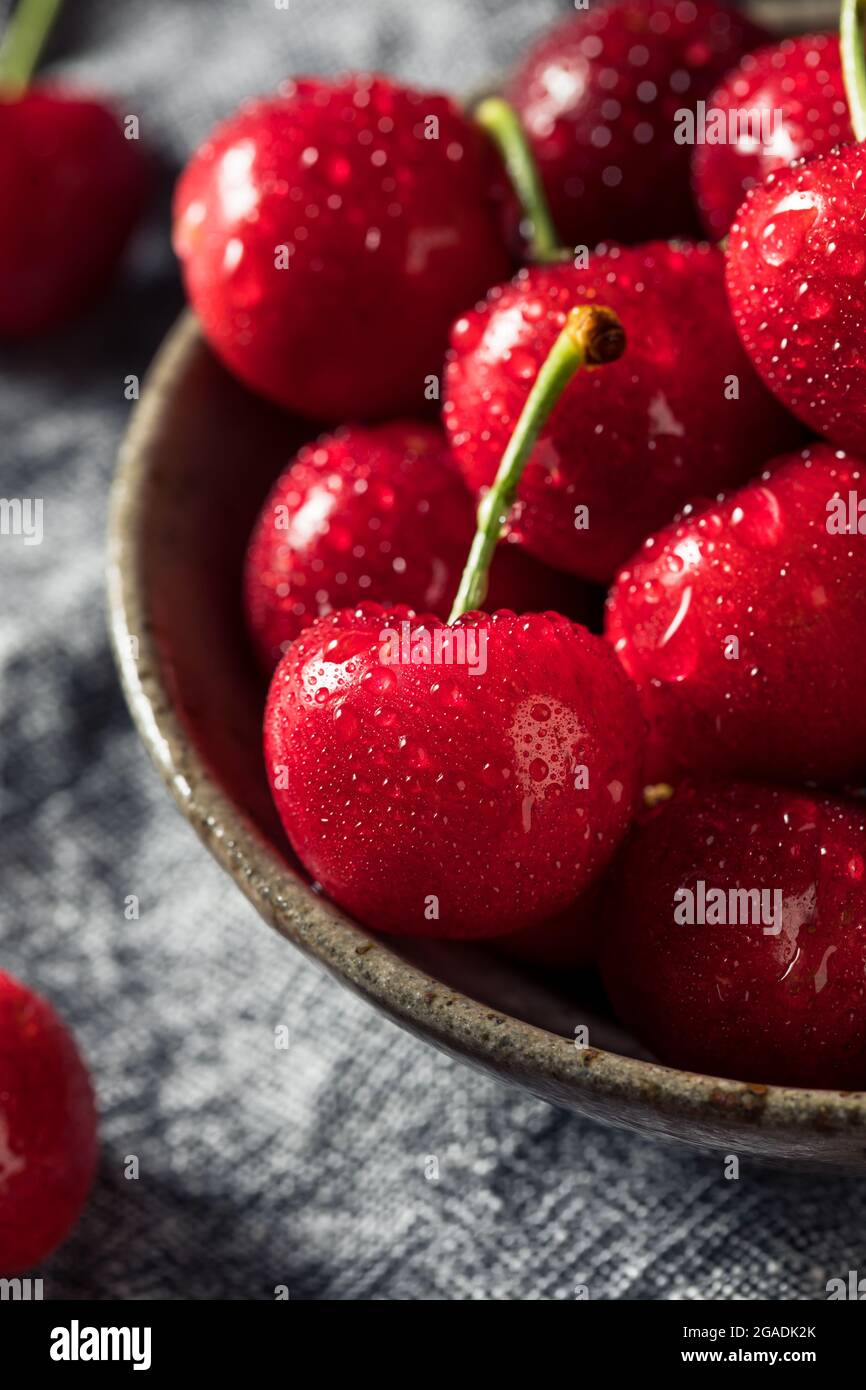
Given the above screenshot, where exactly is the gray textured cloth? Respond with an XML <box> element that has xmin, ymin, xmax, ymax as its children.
<box><xmin>0</xmin><ymin>0</ymin><xmax>859</xmax><ymax>1302</ymax></box>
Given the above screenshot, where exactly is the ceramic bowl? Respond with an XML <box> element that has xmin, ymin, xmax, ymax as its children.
<box><xmin>107</xmin><ymin>312</ymin><xmax>866</xmax><ymax>1171</ymax></box>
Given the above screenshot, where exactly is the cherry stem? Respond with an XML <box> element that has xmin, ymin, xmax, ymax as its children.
<box><xmin>448</xmin><ymin>305</ymin><xmax>625</xmax><ymax>623</ymax></box>
<box><xmin>475</xmin><ymin>96</ymin><xmax>564</xmax><ymax>264</ymax></box>
<box><xmin>841</xmin><ymin>0</ymin><xmax>866</xmax><ymax>142</ymax></box>
<box><xmin>0</xmin><ymin>0</ymin><xmax>63</xmax><ymax>97</ymax></box>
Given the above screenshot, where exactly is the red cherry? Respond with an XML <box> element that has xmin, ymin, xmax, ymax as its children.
<box><xmin>264</xmin><ymin>605</ymin><xmax>643</xmax><ymax>939</ymax></box>
<box><xmin>0</xmin><ymin>971</ymin><xmax>97</xmax><ymax>1274</ymax></box>
<box><xmin>443</xmin><ymin>241</ymin><xmax>800</xmax><ymax>583</ymax></box>
<box><xmin>692</xmin><ymin>33</ymin><xmax>851</xmax><ymax>241</ymax></box>
<box><xmin>173</xmin><ymin>74</ymin><xmax>512</xmax><ymax>421</ymax></box>
<box><xmin>506</xmin><ymin>0</ymin><xmax>766</xmax><ymax>249</ymax></box>
<box><xmin>245</xmin><ymin>422</ymin><xmax>598</xmax><ymax>671</ymax></box>
<box><xmin>600</xmin><ymin>781</ymin><xmax>866</xmax><ymax>1088</ymax></box>
<box><xmin>0</xmin><ymin>87</ymin><xmax>148</xmax><ymax>336</ymax></box>
<box><xmin>606</xmin><ymin>444</ymin><xmax>866</xmax><ymax>785</ymax></box>
<box><xmin>726</xmin><ymin>143</ymin><xmax>866</xmax><ymax>454</ymax></box>
<box><xmin>492</xmin><ymin>883</ymin><xmax>602</xmax><ymax>970</ymax></box>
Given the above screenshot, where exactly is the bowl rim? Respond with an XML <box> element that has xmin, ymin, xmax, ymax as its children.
<box><xmin>106</xmin><ymin>309</ymin><xmax>866</xmax><ymax>1142</ymax></box>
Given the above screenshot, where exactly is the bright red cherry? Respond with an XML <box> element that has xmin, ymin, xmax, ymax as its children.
<box><xmin>264</xmin><ymin>605</ymin><xmax>643</xmax><ymax>939</ymax></box>
<box><xmin>606</xmin><ymin>445</ymin><xmax>866</xmax><ymax>785</ymax></box>
<box><xmin>245</xmin><ymin>422</ymin><xmax>598</xmax><ymax>671</ymax></box>
<box><xmin>0</xmin><ymin>971</ymin><xmax>98</xmax><ymax>1274</ymax></box>
<box><xmin>0</xmin><ymin>87</ymin><xmax>148</xmax><ymax>336</ymax></box>
<box><xmin>506</xmin><ymin>0</ymin><xmax>767</xmax><ymax>249</ymax></box>
<box><xmin>692</xmin><ymin>33</ymin><xmax>851</xmax><ymax>241</ymax></box>
<box><xmin>173</xmin><ymin>74</ymin><xmax>512</xmax><ymax>421</ymax></box>
<box><xmin>444</xmin><ymin>241</ymin><xmax>801</xmax><ymax>583</ymax></box>
<box><xmin>600</xmin><ymin>780</ymin><xmax>866</xmax><ymax>1088</ymax></box>
<box><xmin>726</xmin><ymin>144</ymin><xmax>866</xmax><ymax>455</ymax></box>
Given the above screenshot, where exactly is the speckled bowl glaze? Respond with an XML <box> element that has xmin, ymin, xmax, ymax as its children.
<box><xmin>107</xmin><ymin>312</ymin><xmax>866</xmax><ymax>1170</ymax></box>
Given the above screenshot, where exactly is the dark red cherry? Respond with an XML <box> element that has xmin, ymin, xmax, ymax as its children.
<box><xmin>0</xmin><ymin>971</ymin><xmax>97</xmax><ymax>1274</ymax></box>
<box><xmin>493</xmin><ymin>881</ymin><xmax>603</xmax><ymax>970</ymax></box>
<box><xmin>0</xmin><ymin>87</ymin><xmax>148</xmax><ymax>336</ymax></box>
<box><xmin>606</xmin><ymin>445</ymin><xmax>866</xmax><ymax>785</ymax></box>
<box><xmin>600</xmin><ymin>780</ymin><xmax>866</xmax><ymax>1088</ymax></box>
<box><xmin>245</xmin><ymin>423</ymin><xmax>597</xmax><ymax>671</ymax></box>
<box><xmin>506</xmin><ymin>0</ymin><xmax>767</xmax><ymax>249</ymax></box>
<box><xmin>692</xmin><ymin>32</ymin><xmax>851</xmax><ymax>240</ymax></box>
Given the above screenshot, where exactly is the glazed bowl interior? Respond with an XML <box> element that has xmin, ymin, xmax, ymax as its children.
<box><xmin>108</xmin><ymin>312</ymin><xmax>866</xmax><ymax>1170</ymax></box>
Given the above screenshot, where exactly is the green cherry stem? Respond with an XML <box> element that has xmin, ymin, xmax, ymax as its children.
<box><xmin>0</xmin><ymin>0</ymin><xmax>64</xmax><ymax>97</ymax></box>
<box><xmin>841</xmin><ymin>0</ymin><xmax>866</xmax><ymax>142</ymax></box>
<box><xmin>475</xmin><ymin>96</ymin><xmax>564</xmax><ymax>264</ymax></box>
<box><xmin>448</xmin><ymin>304</ymin><xmax>625</xmax><ymax>623</ymax></box>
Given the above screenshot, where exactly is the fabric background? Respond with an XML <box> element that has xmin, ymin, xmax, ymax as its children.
<box><xmin>0</xmin><ymin>0</ymin><xmax>860</xmax><ymax>1302</ymax></box>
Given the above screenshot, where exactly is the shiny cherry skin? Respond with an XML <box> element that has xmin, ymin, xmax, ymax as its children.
<box><xmin>693</xmin><ymin>32</ymin><xmax>850</xmax><ymax>240</ymax></box>
<box><xmin>0</xmin><ymin>971</ymin><xmax>98</xmax><ymax>1274</ymax></box>
<box><xmin>245</xmin><ymin>422</ymin><xmax>598</xmax><ymax>671</ymax></box>
<box><xmin>600</xmin><ymin>780</ymin><xmax>866</xmax><ymax>1088</ymax></box>
<box><xmin>443</xmin><ymin>241</ymin><xmax>801</xmax><ymax>583</ymax></box>
<box><xmin>726</xmin><ymin>144</ymin><xmax>866</xmax><ymax>454</ymax></box>
<box><xmin>0</xmin><ymin>87</ymin><xmax>148</xmax><ymax>336</ymax></box>
<box><xmin>264</xmin><ymin>604</ymin><xmax>644</xmax><ymax>939</ymax></box>
<box><xmin>506</xmin><ymin>0</ymin><xmax>767</xmax><ymax>249</ymax></box>
<box><xmin>173</xmin><ymin>74</ymin><xmax>512</xmax><ymax>421</ymax></box>
<box><xmin>606</xmin><ymin>445</ymin><xmax>866</xmax><ymax>786</ymax></box>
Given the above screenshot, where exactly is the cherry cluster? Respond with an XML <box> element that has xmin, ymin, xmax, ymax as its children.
<box><xmin>7</xmin><ymin>0</ymin><xmax>866</xmax><ymax>1276</ymax></box>
<box><xmin>170</xmin><ymin>0</ymin><xmax>866</xmax><ymax>1094</ymax></box>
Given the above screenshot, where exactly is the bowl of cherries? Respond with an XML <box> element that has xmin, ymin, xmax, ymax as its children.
<box><xmin>109</xmin><ymin>0</ymin><xmax>866</xmax><ymax>1170</ymax></box>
